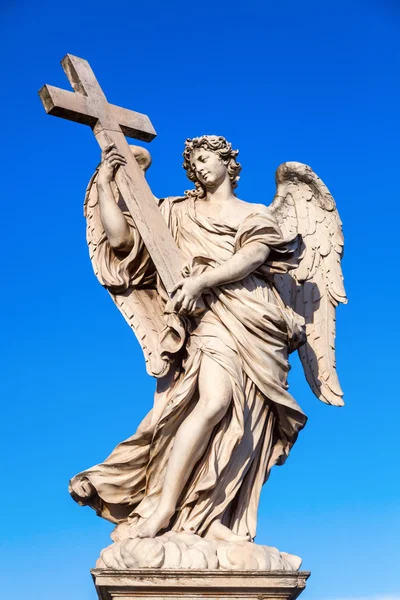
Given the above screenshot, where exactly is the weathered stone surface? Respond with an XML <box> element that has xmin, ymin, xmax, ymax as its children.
<box><xmin>92</xmin><ymin>568</ymin><xmax>310</xmax><ymax>600</ymax></box>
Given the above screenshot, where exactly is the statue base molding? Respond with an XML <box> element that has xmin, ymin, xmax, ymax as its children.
<box><xmin>91</xmin><ymin>568</ymin><xmax>310</xmax><ymax>600</ymax></box>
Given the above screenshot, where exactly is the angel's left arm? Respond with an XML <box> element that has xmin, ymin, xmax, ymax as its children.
<box><xmin>171</xmin><ymin>242</ymin><xmax>270</xmax><ymax>313</ymax></box>
<box><xmin>201</xmin><ymin>242</ymin><xmax>270</xmax><ymax>288</ymax></box>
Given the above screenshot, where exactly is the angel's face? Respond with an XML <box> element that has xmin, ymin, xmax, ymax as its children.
<box><xmin>190</xmin><ymin>148</ymin><xmax>227</xmax><ymax>189</ymax></box>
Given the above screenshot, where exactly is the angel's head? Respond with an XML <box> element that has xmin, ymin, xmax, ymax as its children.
<box><xmin>182</xmin><ymin>135</ymin><xmax>241</xmax><ymax>199</ymax></box>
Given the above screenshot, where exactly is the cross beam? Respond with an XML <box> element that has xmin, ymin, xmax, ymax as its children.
<box><xmin>39</xmin><ymin>54</ymin><xmax>184</xmax><ymax>294</ymax></box>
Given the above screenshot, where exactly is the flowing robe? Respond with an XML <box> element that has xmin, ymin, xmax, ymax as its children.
<box><xmin>70</xmin><ymin>195</ymin><xmax>307</xmax><ymax>540</ymax></box>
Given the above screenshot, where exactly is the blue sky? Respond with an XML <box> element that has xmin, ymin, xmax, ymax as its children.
<box><xmin>1</xmin><ymin>0</ymin><xmax>399</xmax><ymax>598</ymax></box>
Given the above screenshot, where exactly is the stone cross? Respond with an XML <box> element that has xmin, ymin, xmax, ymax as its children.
<box><xmin>39</xmin><ymin>54</ymin><xmax>184</xmax><ymax>294</ymax></box>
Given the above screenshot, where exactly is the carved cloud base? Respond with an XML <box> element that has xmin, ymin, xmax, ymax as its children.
<box><xmin>92</xmin><ymin>569</ymin><xmax>310</xmax><ymax>600</ymax></box>
<box><xmin>96</xmin><ymin>532</ymin><xmax>302</xmax><ymax>571</ymax></box>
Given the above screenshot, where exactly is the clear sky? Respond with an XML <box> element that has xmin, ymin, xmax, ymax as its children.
<box><xmin>1</xmin><ymin>1</ymin><xmax>399</xmax><ymax>599</ymax></box>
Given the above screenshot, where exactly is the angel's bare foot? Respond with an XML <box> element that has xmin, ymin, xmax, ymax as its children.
<box><xmin>135</xmin><ymin>507</ymin><xmax>173</xmax><ymax>539</ymax></box>
<box><xmin>205</xmin><ymin>520</ymin><xmax>251</xmax><ymax>543</ymax></box>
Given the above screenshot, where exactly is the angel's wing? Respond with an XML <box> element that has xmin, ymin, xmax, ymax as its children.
<box><xmin>270</xmin><ymin>162</ymin><xmax>347</xmax><ymax>406</ymax></box>
<box><xmin>84</xmin><ymin>145</ymin><xmax>172</xmax><ymax>379</ymax></box>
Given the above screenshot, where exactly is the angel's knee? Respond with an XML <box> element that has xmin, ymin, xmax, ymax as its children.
<box><xmin>198</xmin><ymin>356</ymin><xmax>232</xmax><ymax>426</ymax></box>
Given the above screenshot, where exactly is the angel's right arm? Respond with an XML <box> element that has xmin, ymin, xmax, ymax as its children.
<box><xmin>97</xmin><ymin>180</ymin><xmax>134</xmax><ymax>252</ymax></box>
<box><xmin>96</xmin><ymin>145</ymin><xmax>134</xmax><ymax>253</ymax></box>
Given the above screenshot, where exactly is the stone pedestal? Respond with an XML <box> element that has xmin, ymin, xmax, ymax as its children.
<box><xmin>92</xmin><ymin>569</ymin><xmax>310</xmax><ymax>600</ymax></box>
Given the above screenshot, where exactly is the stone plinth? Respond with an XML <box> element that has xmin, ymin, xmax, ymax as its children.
<box><xmin>91</xmin><ymin>569</ymin><xmax>310</xmax><ymax>600</ymax></box>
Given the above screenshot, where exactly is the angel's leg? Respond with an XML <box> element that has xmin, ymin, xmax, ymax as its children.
<box><xmin>135</xmin><ymin>354</ymin><xmax>232</xmax><ymax>539</ymax></box>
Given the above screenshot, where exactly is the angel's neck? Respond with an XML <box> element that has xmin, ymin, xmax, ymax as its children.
<box><xmin>204</xmin><ymin>175</ymin><xmax>234</xmax><ymax>204</ymax></box>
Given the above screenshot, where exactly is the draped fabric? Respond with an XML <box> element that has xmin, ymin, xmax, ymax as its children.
<box><xmin>70</xmin><ymin>196</ymin><xmax>307</xmax><ymax>540</ymax></box>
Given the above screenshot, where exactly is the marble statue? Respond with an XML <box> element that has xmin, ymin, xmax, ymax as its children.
<box><xmin>39</xmin><ymin>56</ymin><xmax>346</xmax><ymax>573</ymax></box>
<box><xmin>68</xmin><ymin>136</ymin><xmax>346</xmax><ymax>569</ymax></box>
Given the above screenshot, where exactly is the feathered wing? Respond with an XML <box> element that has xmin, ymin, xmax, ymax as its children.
<box><xmin>270</xmin><ymin>162</ymin><xmax>347</xmax><ymax>406</ymax></box>
<box><xmin>83</xmin><ymin>146</ymin><xmax>172</xmax><ymax>379</ymax></box>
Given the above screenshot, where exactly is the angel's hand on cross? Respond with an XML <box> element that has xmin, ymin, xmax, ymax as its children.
<box><xmin>98</xmin><ymin>144</ymin><xmax>127</xmax><ymax>186</ymax></box>
<box><xmin>171</xmin><ymin>275</ymin><xmax>207</xmax><ymax>315</ymax></box>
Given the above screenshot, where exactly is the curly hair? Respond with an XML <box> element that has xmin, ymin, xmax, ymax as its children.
<box><xmin>182</xmin><ymin>135</ymin><xmax>241</xmax><ymax>200</ymax></box>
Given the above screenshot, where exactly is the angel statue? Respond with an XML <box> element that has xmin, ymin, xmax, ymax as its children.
<box><xmin>69</xmin><ymin>135</ymin><xmax>346</xmax><ymax>570</ymax></box>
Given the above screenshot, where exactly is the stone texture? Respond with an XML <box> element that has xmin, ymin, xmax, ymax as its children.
<box><xmin>91</xmin><ymin>569</ymin><xmax>310</xmax><ymax>600</ymax></box>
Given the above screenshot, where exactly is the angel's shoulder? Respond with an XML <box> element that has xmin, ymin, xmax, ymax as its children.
<box><xmin>235</xmin><ymin>201</ymin><xmax>275</xmax><ymax>226</ymax></box>
<box><xmin>234</xmin><ymin>199</ymin><xmax>269</xmax><ymax>218</ymax></box>
<box><xmin>249</xmin><ymin>202</ymin><xmax>271</xmax><ymax>216</ymax></box>
<box><xmin>159</xmin><ymin>195</ymin><xmax>187</xmax><ymax>206</ymax></box>
<box><xmin>158</xmin><ymin>195</ymin><xmax>188</xmax><ymax>217</ymax></box>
